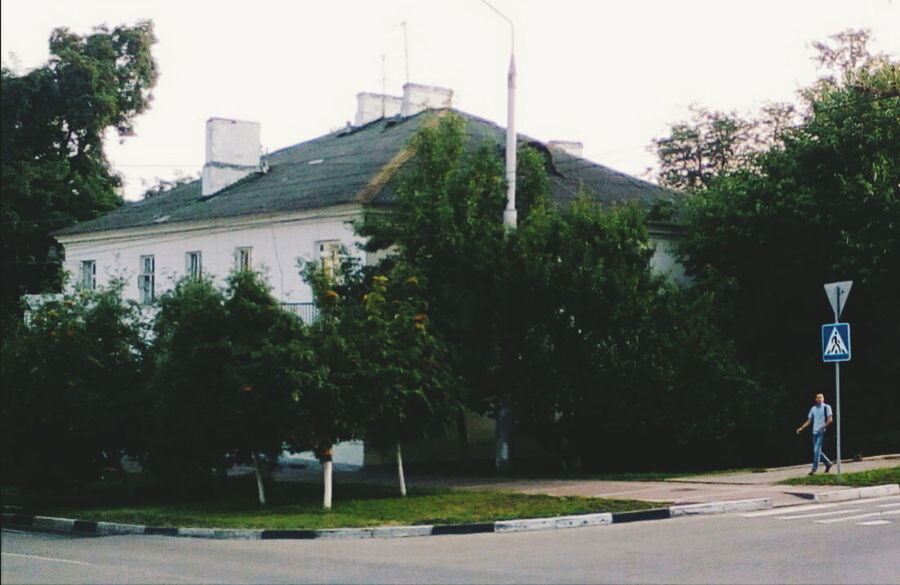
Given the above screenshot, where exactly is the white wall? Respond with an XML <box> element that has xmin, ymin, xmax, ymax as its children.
<box><xmin>649</xmin><ymin>234</ymin><xmax>690</xmax><ymax>285</ymax></box>
<box><xmin>58</xmin><ymin>207</ymin><xmax>366</xmax><ymax>304</ymax></box>
<box><xmin>59</xmin><ymin>208</ymin><xmax>688</xmax><ymax>305</ymax></box>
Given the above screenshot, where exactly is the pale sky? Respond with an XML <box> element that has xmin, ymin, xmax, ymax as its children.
<box><xmin>3</xmin><ymin>0</ymin><xmax>898</xmax><ymax>201</ymax></box>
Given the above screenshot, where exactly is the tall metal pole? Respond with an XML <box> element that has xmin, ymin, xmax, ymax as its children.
<box><xmin>481</xmin><ymin>0</ymin><xmax>516</xmax><ymax>471</ymax></box>
<box><xmin>503</xmin><ymin>51</ymin><xmax>517</xmax><ymax>230</ymax></box>
<box><xmin>823</xmin><ymin>280</ymin><xmax>851</xmax><ymax>483</ymax></box>
<box><xmin>833</xmin><ymin>300</ymin><xmax>842</xmax><ymax>480</ymax></box>
<box><xmin>480</xmin><ymin>0</ymin><xmax>516</xmax><ymax>229</ymax></box>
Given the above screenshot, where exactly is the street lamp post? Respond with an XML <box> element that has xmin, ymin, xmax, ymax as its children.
<box><xmin>480</xmin><ymin>0</ymin><xmax>517</xmax><ymax>231</ymax></box>
<box><xmin>480</xmin><ymin>0</ymin><xmax>516</xmax><ymax>472</ymax></box>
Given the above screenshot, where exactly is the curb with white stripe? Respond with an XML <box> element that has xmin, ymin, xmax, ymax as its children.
<box><xmin>813</xmin><ymin>483</ymin><xmax>899</xmax><ymax>503</ymax></box>
<box><xmin>13</xmin><ymin>489</ymin><xmax>897</xmax><ymax>540</ymax></box>
<box><xmin>670</xmin><ymin>498</ymin><xmax>772</xmax><ymax>516</ymax></box>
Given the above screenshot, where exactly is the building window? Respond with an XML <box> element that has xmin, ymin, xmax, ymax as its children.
<box><xmin>186</xmin><ymin>251</ymin><xmax>202</xmax><ymax>279</ymax></box>
<box><xmin>79</xmin><ymin>260</ymin><xmax>96</xmax><ymax>290</ymax></box>
<box><xmin>316</xmin><ymin>240</ymin><xmax>342</xmax><ymax>281</ymax></box>
<box><xmin>138</xmin><ymin>255</ymin><xmax>155</xmax><ymax>304</ymax></box>
<box><xmin>235</xmin><ymin>247</ymin><xmax>252</xmax><ymax>272</ymax></box>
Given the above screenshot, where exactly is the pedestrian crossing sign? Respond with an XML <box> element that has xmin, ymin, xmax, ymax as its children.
<box><xmin>821</xmin><ymin>323</ymin><xmax>851</xmax><ymax>362</ymax></box>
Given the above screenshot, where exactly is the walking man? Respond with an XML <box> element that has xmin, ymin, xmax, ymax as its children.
<box><xmin>796</xmin><ymin>393</ymin><xmax>834</xmax><ymax>475</ymax></box>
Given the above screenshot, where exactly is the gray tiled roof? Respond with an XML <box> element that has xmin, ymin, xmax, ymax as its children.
<box><xmin>55</xmin><ymin>110</ymin><xmax>678</xmax><ymax>236</ymax></box>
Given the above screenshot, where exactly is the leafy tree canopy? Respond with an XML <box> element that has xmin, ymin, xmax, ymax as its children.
<box><xmin>357</xmin><ymin>113</ymin><xmax>551</xmax><ymax>418</ymax></box>
<box><xmin>145</xmin><ymin>272</ymin><xmax>308</xmax><ymax>492</ymax></box>
<box><xmin>669</xmin><ymin>29</ymin><xmax>899</xmax><ymax>457</ymax></box>
<box><xmin>359</xmin><ymin>112</ymin><xmax>758</xmax><ymax>470</ymax></box>
<box><xmin>1</xmin><ymin>283</ymin><xmax>148</xmax><ymax>488</ymax></box>
<box><xmin>1</xmin><ymin>21</ymin><xmax>158</xmax><ymax>323</ymax></box>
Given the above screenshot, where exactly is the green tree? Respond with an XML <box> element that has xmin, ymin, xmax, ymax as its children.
<box><xmin>1</xmin><ymin>284</ymin><xmax>148</xmax><ymax>489</ymax></box>
<box><xmin>359</xmin><ymin>112</ymin><xmax>757</xmax><ymax>471</ymax></box>
<box><xmin>1</xmin><ymin>22</ymin><xmax>158</xmax><ymax>325</ymax></box>
<box><xmin>651</xmin><ymin>105</ymin><xmax>756</xmax><ymax>191</ymax></box>
<box><xmin>355</xmin><ymin>267</ymin><xmax>461</xmax><ymax>457</ymax></box>
<box><xmin>224</xmin><ymin>271</ymin><xmax>306</xmax><ymax>505</ymax></box>
<box><xmin>509</xmin><ymin>196</ymin><xmax>759</xmax><ymax>470</ymax></box>
<box><xmin>297</xmin><ymin>253</ymin><xmax>461</xmax><ymax>502</ymax></box>
<box><xmin>672</xmin><ymin>29</ymin><xmax>900</xmax><ymax>461</ymax></box>
<box><xmin>144</xmin><ymin>277</ymin><xmax>234</xmax><ymax>489</ymax></box>
<box><xmin>145</xmin><ymin>272</ymin><xmax>307</xmax><ymax>502</ymax></box>
<box><xmin>357</xmin><ymin>114</ymin><xmax>546</xmax><ymax>469</ymax></box>
<box><xmin>296</xmin><ymin>256</ymin><xmax>370</xmax><ymax>508</ymax></box>
<box><xmin>345</xmin><ymin>262</ymin><xmax>461</xmax><ymax>494</ymax></box>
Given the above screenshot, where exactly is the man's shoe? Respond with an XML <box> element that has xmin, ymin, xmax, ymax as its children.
<box><xmin>825</xmin><ymin>463</ymin><xmax>832</xmax><ymax>473</ymax></box>
<box><xmin>808</xmin><ymin>471</ymin><xmax>816</xmax><ymax>476</ymax></box>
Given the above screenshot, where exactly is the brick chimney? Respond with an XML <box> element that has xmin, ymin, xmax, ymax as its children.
<box><xmin>355</xmin><ymin>92</ymin><xmax>404</xmax><ymax>126</ymax></box>
<box><xmin>401</xmin><ymin>83</ymin><xmax>453</xmax><ymax>116</ymax></box>
<box><xmin>201</xmin><ymin>118</ymin><xmax>262</xmax><ymax>197</ymax></box>
<box><xmin>548</xmin><ymin>140</ymin><xmax>584</xmax><ymax>158</ymax></box>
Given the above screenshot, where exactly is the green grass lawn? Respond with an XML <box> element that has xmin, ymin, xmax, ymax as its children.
<box><xmin>8</xmin><ymin>465</ymin><xmax>895</xmax><ymax>530</ymax></box>
<box><xmin>3</xmin><ymin>474</ymin><xmax>661</xmax><ymax>530</ymax></box>
<box><xmin>779</xmin><ymin>466</ymin><xmax>900</xmax><ymax>487</ymax></box>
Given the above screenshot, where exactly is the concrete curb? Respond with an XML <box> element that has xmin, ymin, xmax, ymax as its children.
<box><xmin>813</xmin><ymin>483</ymin><xmax>899</xmax><ymax>503</ymax></box>
<box><xmin>670</xmin><ymin>498</ymin><xmax>772</xmax><ymax>517</ymax></box>
<box><xmin>2</xmin><ymin>495</ymin><xmax>827</xmax><ymax>540</ymax></box>
<box><xmin>495</xmin><ymin>513</ymin><xmax>612</xmax><ymax>533</ymax></box>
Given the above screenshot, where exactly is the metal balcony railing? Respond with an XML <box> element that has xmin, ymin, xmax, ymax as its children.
<box><xmin>280</xmin><ymin>302</ymin><xmax>320</xmax><ymax>324</ymax></box>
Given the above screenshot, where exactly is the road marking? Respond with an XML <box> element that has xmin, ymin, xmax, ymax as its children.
<box><xmin>779</xmin><ymin>509</ymin><xmax>861</xmax><ymax>520</ymax></box>
<box><xmin>741</xmin><ymin>504</ymin><xmax>837</xmax><ymax>517</ymax></box>
<box><xmin>1</xmin><ymin>552</ymin><xmax>94</xmax><ymax>567</ymax></box>
<box><xmin>878</xmin><ymin>502</ymin><xmax>900</xmax><ymax>509</ymax></box>
<box><xmin>858</xmin><ymin>520</ymin><xmax>892</xmax><ymax>526</ymax></box>
<box><xmin>855</xmin><ymin>495</ymin><xmax>900</xmax><ymax>505</ymax></box>
<box><xmin>815</xmin><ymin>509</ymin><xmax>900</xmax><ymax>524</ymax></box>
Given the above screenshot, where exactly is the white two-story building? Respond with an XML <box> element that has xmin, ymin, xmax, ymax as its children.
<box><xmin>54</xmin><ymin>83</ymin><xmax>683</xmax><ymax>313</ymax></box>
<box><xmin>52</xmin><ymin>83</ymin><xmax>684</xmax><ymax>467</ymax></box>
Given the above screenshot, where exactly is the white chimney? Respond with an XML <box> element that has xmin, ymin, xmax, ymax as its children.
<box><xmin>201</xmin><ymin>118</ymin><xmax>262</xmax><ymax>197</ymax></box>
<box><xmin>355</xmin><ymin>92</ymin><xmax>404</xmax><ymax>126</ymax></box>
<box><xmin>548</xmin><ymin>140</ymin><xmax>584</xmax><ymax>158</ymax></box>
<box><xmin>401</xmin><ymin>83</ymin><xmax>454</xmax><ymax>116</ymax></box>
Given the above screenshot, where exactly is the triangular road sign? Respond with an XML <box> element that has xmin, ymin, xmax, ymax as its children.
<box><xmin>824</xmin><ymin>327</ymin><xmax>848</xmax><ymax>355</ymax></box>
<box><xmin>821</xmin><ymin>323</ymin><xmax>851</xmax><ymax>362</ymax></box>
<box><xmin>824</xmin><ymin>281</ymin><xmax>852</xmax><ymax>319</ymax></box>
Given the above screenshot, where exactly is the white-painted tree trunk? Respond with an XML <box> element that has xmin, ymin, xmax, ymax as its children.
<box><xmin>323</xmin><ymin>460</ymin><xmax>333</xmax><ymax>509</ymax></box>
<box><xmin>396</xmin><ymin>443</ymin><xmax>407</xmax><ymax>497</ymax></box>
<box><xmin>252</xmin><ymin>452</ymin><xmax>267</xmax><ymax>506</ymax></box>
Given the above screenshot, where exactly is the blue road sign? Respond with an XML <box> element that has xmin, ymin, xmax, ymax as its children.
<box><xmin>822</xmin><ymin>323</ymin><xmax>851</xmax><ymax>362</ymax></box>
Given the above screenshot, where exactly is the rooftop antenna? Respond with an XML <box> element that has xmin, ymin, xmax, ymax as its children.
<box><xmin>381</xmin><ymin>54</ymin><xmax>387</xmax><ymax>117</ymax></box>
<box><xmin>401</xmin><ymin>21</ymin><xmax>410</xmax><ymax>84</ymax></box>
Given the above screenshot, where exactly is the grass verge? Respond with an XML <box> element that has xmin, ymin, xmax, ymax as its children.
<box><xmin>779</xmin><ymin>466</ymin><xmax>900</xmax><ymax>487</ymax></box>
<box><xmin>3</xmin><ymin>474</ymin><xmax>662</xmax><ymax>530</ymax></box>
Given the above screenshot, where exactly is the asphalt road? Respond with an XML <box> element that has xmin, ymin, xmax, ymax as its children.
<box><xmin>3</xmin><ymin>495</ymin><xmax>898</xmax><ymax>584</ymax></box>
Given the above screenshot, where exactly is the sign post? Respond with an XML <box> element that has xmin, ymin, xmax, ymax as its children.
<box><xmin>822</xmin><ymin>281</ymin><xmax>852</xmax><ymax>480</ymax></box>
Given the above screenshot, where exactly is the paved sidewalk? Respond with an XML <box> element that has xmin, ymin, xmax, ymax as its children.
<box><xmin>272</xmin><ymin>453</ymin><xmax>899</xmax><ymax>508</ymax></box>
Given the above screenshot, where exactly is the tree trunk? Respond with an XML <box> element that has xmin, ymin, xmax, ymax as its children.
<box><xmin>252</xmin><ymin>452</ymin><xmax>267</xmax><ymax>506</ymax></box>
<box><xmin>322</xmin><ymin>449</ymin><xmax>333</xmax><ymax>509</ymax></box>
<box><xmin>456</xmin><ymin>408</ymin><xmax>470</xmax><ymax>467</ymax></box>
<box><xmin>495</xmin><ymin>394</ymin><xmax>514</xmax><ymax>472</ymax></box>
<box><xmin>323</xmin><ymin>461</ymin><xmax>333</xmax><ymax>509</ymax></box>
<box><xmin>396</xmin><ymin>443</ymin><xmax>407</xmax><ymax>497</ymax></box>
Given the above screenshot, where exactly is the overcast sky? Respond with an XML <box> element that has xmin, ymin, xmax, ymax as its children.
<box><xmin>3</xmin><ymin>0</ymin><xmax>898</xmax><ymax>200</ymax></box>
